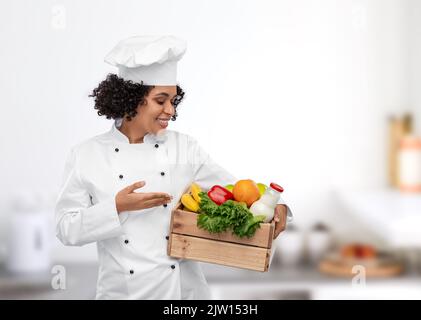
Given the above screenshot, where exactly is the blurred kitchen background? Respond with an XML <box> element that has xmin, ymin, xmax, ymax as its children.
<box><xmin>1</xmin><ymin>0</ymin><xmax>421</xmax><ymax>299</ymax></box>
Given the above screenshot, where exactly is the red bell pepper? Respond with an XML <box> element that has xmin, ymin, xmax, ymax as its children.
<box><xmin>207</xmin><ymin>185</ymin><xmax>234</xmax><ymax>206</ymax></box>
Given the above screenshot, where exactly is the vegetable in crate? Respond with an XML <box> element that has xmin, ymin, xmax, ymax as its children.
<box><xmin>232</xmin><ymin>179</ymin><xmax>261</xmax><ymax>207</ymax></box>
<box><xmin>197</xmin><ymin>192</ymin><xmax>265</xmax><ymax>238</ymax></box>
<box><xmin>180</xmin><ymin>182</ymin><xmax>202</xmax><ymax>212</ymax></box>
<box><xmin>181</xmin><ymin>194</ymin><xmax>199</xmax><ymax>212</ymax></box>
<box><xmin>224</xmin><ymin>184</ymin><xmax>234</xmax><ymax>192</ymax></box>
<box><xmin>191</xmin><ymin>183</ymin><xmax>202</xmax><ymax>203</ymax></box>
<box><xmin>207</xmin><ymin>185</ymin><xmax>234</xmax><ymax>205</ymax></box>
<box><xmin>257</xmin><ymin>183</ymin><xmax>268</xmax><ymax>195</ymax></box>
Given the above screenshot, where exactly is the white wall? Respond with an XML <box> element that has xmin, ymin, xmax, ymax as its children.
<box><xmin>0</xmin><ymin>0</ymin><xmax>412</xmax><ymax>262</ymax></box>
<box><xmin>409</xmin><ymin>0</ymin><xmax>421</xmax><ymax>136</ymax></box>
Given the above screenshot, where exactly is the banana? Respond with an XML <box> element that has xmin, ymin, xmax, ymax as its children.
<box><xmin>181</xmin><ymin>193</ymin><xmax>199</xmax><ymax>213</ymax></box>
<box><xmin>191</xmin><ymin>182</ymin><xmax>202</xmax><ymax>204</ymax></box>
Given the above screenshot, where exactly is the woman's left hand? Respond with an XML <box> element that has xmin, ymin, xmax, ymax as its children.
<box><xmin>272</xmin><ymin>204</ymin><xmax>287</xmax><ymax>239</ymax></box>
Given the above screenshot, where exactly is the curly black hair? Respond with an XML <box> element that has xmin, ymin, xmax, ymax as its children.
<box><xmin>89</xmin><ymin>74</ymin><xmax>185</xmax><ymax>121</ymax></box>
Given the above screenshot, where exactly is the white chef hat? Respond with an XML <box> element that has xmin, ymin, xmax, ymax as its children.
<box><xmin>104</xmin><ymin>35</ymin><xmax>187</xmax><ymax>86</ymax></box>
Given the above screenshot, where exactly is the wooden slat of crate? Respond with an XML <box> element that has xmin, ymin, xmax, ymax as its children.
<box><xmin>171</xmin><ymin>209</ymin><xmax>274</xmax><ymax>249</ymax></box>
<box><xmin>168</xmin><ymin>233</ymin><xmax>271</xmax><ymax>272</ymax></box>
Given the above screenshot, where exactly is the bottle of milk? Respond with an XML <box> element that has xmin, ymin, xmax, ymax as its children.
<box><xmin>249</xmin><ymin>182</ymin><xmax>284</xmax><ymax>222</ymax></box>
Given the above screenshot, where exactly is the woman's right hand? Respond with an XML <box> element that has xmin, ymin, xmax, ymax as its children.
<box><xmin>115</xmin><ymin>181</ymin><xmax>173</xmax><ymax>214</ymax></box>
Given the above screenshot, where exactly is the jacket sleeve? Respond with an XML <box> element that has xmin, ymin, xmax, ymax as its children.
<box><xmin>188</xmin><ymin>136</ymin><xmax>293</xmax><ymax>221</ymax></box>
<box><xmin>54</xmin><ymin>147</ymin><xmax>123</xmax><ymax>246</ymax></box>
<box><xmin>276</xmin><ymin>195</ymin><xmax>293</xmax><ymax>222</ymax></box>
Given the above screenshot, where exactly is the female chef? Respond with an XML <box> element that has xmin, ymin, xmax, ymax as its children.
<box><xmin>55</xmin><ymin>35</ymin><xmax>292</xmax><ymax>300</ymax></box>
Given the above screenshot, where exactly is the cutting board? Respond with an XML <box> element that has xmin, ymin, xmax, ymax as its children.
<box><xmin>318</xmin><ymin>252</ymin><xmax>404</xmax><ymax>278</ymax></box>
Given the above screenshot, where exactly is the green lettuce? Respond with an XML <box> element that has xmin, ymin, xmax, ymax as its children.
<box><xmin>197</xmin><ymin>192</ymin><xmax>265</xmax><ymax>238</ymax></box>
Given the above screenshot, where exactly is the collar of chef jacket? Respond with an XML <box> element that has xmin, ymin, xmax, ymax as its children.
<box><xmin>111</xmin><ymin>118</ymin><xmax>169</xmax><ymax>144</ymax></box>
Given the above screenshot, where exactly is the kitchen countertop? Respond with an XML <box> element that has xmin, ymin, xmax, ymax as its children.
<box><xmin>202</xmin><ymin>262</ymin><xmax>421</xmax><ymax>285</ymax></box>
<box><xmin>0</xmin><ymin>263</ymin><xmax>97</xmax><ymax>299</ymax></box>
<box><xmin>1</xmin><ymin>262</ymin><xmax>420</xmax><ymax>299</ymax></box>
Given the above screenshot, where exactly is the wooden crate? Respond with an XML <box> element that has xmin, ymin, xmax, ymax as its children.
<box><xmin>167</xmin><ymin>197</ymin><xmax>277</xmax><ymax>272</ymax></box>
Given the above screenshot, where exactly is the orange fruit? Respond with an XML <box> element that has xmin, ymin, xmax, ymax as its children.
<box><xmin>232</xmin><ymin>179</ymin><xmax>261</xmax><ymax>207</ymax></box>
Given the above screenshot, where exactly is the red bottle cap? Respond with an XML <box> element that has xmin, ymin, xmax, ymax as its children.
<box><xmin>270</xmin><ymin>183</ymin><xmax>284</xmax><ymax>193</ymax></box>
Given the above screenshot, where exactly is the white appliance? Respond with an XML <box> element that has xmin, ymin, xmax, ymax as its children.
<box><xmin>6</xmin><ymin>192</ymin><xmax>52</xmax><ymax>274</ymax></box>
<box><xmin>275</xmin><ymin>226</ymin><xmax>305</xmax><ymax>267</ymax></box>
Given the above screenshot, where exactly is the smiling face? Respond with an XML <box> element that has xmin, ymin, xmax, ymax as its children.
<box><xmin>134</xmin><ymin>85</ymin><xmax>178</xmax><ymax>135</ymax></box>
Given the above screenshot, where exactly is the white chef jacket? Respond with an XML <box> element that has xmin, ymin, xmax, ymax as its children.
<box><xmin>55</xmin><ymin>120</ymin><xmax>292</xmax><ymax>300</ymax></box>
